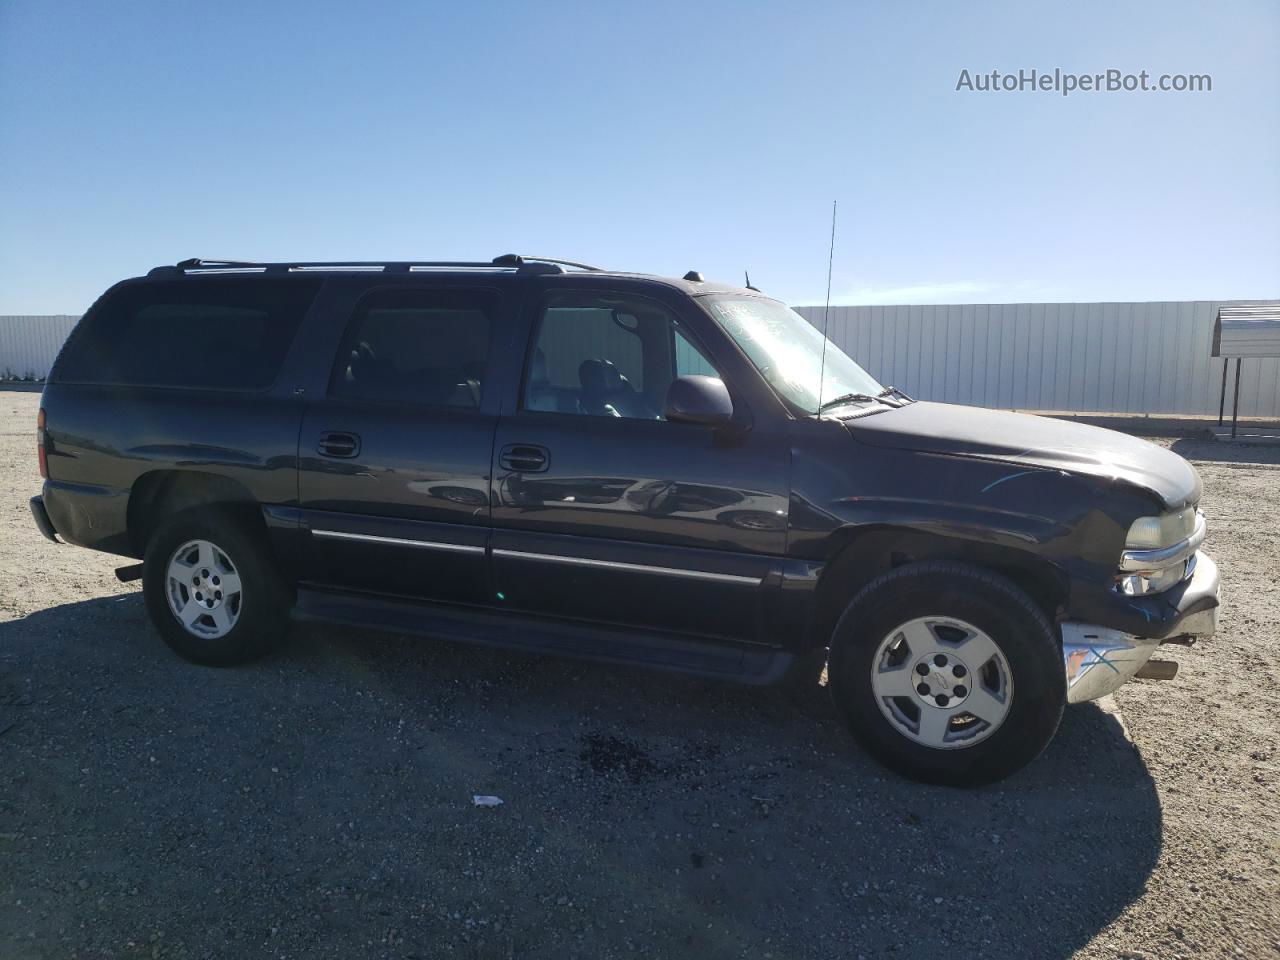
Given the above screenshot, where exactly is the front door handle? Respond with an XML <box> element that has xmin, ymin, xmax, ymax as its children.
<box><xmin>500</xmin><ymin>443</ymin><xmax>549</xmax><ymax>472</ymax></box>
<box><xmin>317</xmin><ymin>431</ymin><xmax>361</xmax><ymax>458</ymax></box>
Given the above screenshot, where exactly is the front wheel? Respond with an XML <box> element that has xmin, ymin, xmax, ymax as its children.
<box><xmin>827</xmin><ymin>562</ymin><xmax>1064</xmax><ymax>786</ymax></box>
<box><xmin>142</xmin><ymin>508</ymin><xmax>291</xmax><ymax>666</ymax></box>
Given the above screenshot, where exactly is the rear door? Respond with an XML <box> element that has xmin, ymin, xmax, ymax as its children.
<box><xmin>488</xmin><ymin>280</ymin><xmax>792</xmax><ymax>643</ymax></box>
<box><xmin>295</xmin><ymin>279</ymin><xmax>508</xmax><ymax>605</ymax></box>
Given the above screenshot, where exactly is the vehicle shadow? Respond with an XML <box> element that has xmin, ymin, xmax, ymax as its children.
<box><xmin>1</xmin><ymin>593</ymin><xmax>1162</xmax><ymax>960</ymax></box>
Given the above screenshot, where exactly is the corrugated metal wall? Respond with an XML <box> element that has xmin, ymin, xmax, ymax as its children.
<box><xmin>794</xmin><ymin>300</ymin><xmax>1280</xmax><ymax>417</ymax></box>
<box><xmin>0</xmin><ymin>316</ymin><xmax>78</xmax><ymax>380</ymax></box>
<box><xmin>3</xmin><ymin>302</ymin><xmax>1277</xmax><ymax>416</ymax></box>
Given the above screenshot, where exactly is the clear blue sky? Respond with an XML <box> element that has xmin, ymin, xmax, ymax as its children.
<box><xmin>1</xmin><ymin>0</ymin><xmax>1277</xmax><ymax>314</ymax></box>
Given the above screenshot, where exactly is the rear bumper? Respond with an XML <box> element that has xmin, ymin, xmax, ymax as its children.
<box><xmin>38</xmin><ymin>480</ymin><xmax>134</xmax><ymax>555</ymax></box>
<box><xmin>1062</xmin><ymin>550</ymin><xmax>1220</xmax><ymax>704</ymax></box>
<box><xmin>29</xmin><ymin>496</ymin><xmax>60</xmax><ymax>544</ymax></box>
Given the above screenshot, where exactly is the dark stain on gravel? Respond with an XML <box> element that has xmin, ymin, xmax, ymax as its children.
<box><xmin>580</xmin><ymin>733</ymin><xmax>670</xmax><ymax>783</ymax></box>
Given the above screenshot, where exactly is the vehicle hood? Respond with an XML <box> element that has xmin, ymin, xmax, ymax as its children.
<box><xmin>845</xmin><ymin>401</ymin><xmax>1201</xmax><ymax>509</ymax></box>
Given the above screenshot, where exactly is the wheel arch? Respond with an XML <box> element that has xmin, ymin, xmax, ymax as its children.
<box><xmin>127</xmin><ymin>470</ymin><xmax>264</xmax><ymax>555</ymax></box>
<box><xmin>810</xmin><ymin>524</ymin><xmax>1069</xmax><ymax>649</ymax></box>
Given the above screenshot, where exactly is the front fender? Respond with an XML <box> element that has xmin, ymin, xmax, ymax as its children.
<box><xmin>784</xmin><ymin>433</ymin><xmax>1166</xmax><ymax>642</ymax></box>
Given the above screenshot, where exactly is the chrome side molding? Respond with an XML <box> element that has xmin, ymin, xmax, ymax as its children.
<box><xmin>307</xmin><ymin>531</ymin><xmax>762</xmax><ymax>586</ymax></box>
<box><xmin>311</xmin><ymin>529</ymin><xmax>485</xmax><ymax>554</ymax></box>
<box><xmin>491</xmin><ymin>548</ymin><xmax>762</xmax><ymax>586</ymax></box>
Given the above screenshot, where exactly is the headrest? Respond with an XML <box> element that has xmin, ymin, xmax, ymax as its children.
<box><xmin>579</xmin><ymin>358</ymin><xmax>624</xmax><ymax>394</ymax></box>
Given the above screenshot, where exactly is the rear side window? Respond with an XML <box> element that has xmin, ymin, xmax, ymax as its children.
<box><xmin>55</xmin><ymin>278</ymin><xmax>318</xmax><ymax>390</ymax></box>
<box><xmin>329</xmin><ymin>288</ymin><xmax>494</xmax><ymax>407</ymax></box>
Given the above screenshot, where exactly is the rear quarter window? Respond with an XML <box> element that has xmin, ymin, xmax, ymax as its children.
<box><xmin>53</xmin><ymin>278</ymin><xmax>319</xmax><ymax>390</ymax></box>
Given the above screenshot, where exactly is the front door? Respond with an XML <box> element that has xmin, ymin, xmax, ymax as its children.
<box><xmin>296</xmin><ymin>283</ymin><xmax>505</xmax><ymax>605</ymax></box>
<box><xmin>490</xmin><ymin>285</ymin><xmax>791</xmax><ymax>643</ymax></box>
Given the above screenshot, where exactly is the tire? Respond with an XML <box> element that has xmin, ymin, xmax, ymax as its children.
<box><xmin>827</xmin><ymin>561</ymin><xmax>1064</xmax><ymax>787</ymax></box>
<box><xmin>142</xmin><ymin>507</ymin><xmax>291</xmax><ymax>666</ymax></box>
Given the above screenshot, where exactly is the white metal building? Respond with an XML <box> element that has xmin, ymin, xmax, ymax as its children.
<box><xmin>0</xmin><ymin>315</ymin><xmax>78</xmax><ymax>381</ymax></box>
<box><xmin>792</xmin><ymin>300</ymin><xmax>1280</xmax><ymax>418</ymax></box>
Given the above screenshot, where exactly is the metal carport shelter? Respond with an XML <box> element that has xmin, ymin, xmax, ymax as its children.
<box><xmin>1213</xmin><ymin>300</ymin><xmax>1280</xmax><ymax>438</ymax></box>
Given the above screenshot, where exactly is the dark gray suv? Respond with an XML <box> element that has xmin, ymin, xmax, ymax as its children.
<box><xmin>30</xmin><ymin>255</ymin><xmax>1220</xmax><ymax>785</ymax></box>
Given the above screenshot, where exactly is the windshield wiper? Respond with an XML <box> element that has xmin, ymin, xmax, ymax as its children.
<box><xmin>818</xmin><ymin>392</ymin><xmax>881</xmax><ymax>412</ymax></box>
<box><xmin>877</xmin><ymin>385</ymin><xmax>913</xmax><ymax>404</ymax></box>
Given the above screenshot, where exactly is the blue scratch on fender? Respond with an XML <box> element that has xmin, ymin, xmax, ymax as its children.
<box><xmin>981</xmin><ymin>470</ymin><xmax>1040</xmax><ymax>494</ymax></box>
<box><xmin>1082</xmin><ymin>646</ymin><xmax>1121</xmax><ymax>674</ymax></box>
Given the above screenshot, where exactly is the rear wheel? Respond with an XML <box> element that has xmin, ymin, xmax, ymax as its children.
<box><xmin>142</xmin><ymin>508</ymin><xmax>291</xmax><ymax>666</ymax></box>
<box><xmin>827</xmin><ymin>562</ymin><xmax>1064</xmax><ymax>786</ymax></box>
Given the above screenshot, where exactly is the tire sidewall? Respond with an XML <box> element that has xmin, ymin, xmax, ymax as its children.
<box><xmin>829</xmin><ymin>565</ymin><xmax>1065</xmax><ymax>786</ymax></box>
<box><xmin>142</xmin><ymin>508</ymin><xmax>287</xmax><ymax>666</ymax></box>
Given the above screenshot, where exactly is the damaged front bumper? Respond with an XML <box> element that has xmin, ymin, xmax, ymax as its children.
<box><xmin>1061</xmin><ymin>550</ymin><xmax>1220</xmax><ymax>704</ymax></box>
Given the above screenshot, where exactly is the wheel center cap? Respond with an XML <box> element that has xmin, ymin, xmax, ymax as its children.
<box><xmin>193</xmin><ymin>589</ymin><xmax>221</xmax><ymax>609</ymax></box>
<box><xmin>191</xmin><ymin>570</ymin><xmax>224</xmax><ymax>610</ymax></box>
<box><xmin>912</xmin><ymin>653</ymin><xmax>971</xmax><ymax>708</ymax></box>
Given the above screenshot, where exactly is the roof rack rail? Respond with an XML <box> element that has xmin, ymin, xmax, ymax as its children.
<box><xmin>175</xmin><ymin>258</ymin><xmax>262</xmax><ymax>269</ymax></box>
<box><xmin>154</xmin><ymin>258</ymin><xmax>521</xmax><ymax>277</ymax></box>
<box><xmin>492</xmin><ymin>254</ymin><xmax>603</xmax><ymax>272</ymax></box>
<box><xmin>148</xmin><ymin>256</ymin><xmax>606</xmax><ymax>278</ymax></box>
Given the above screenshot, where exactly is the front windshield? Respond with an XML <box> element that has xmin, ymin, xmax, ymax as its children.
<box><xmin>704</xmin><ymin>297</ymin><xmax>884</xmax><ymax>415</ymax></box>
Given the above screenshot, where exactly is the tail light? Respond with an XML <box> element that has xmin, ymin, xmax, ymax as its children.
<box><xmin>36</xmin><ymin>407</ymin><xmax>48</xmax><ymax>479</ymax></box>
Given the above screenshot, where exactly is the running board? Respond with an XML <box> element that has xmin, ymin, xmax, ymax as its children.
<box><xmin>291</xmin><ymin>587</ymin><xmax>792</xmax><ymax>685</ymax></box>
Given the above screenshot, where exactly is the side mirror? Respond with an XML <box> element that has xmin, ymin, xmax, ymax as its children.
<box><xmin>664</xmin><ymin>375</ymin><xmax>734</xmax><ymax>425</ymax></box>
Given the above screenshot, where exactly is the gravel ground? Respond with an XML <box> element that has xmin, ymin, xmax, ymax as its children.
<box><xmin>1</xmin><ymin>386</ymin><xmax>1277</xmax><ymax>960</ymax></box>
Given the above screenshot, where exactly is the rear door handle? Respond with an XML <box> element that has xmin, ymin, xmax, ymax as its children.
<box><xmin>500</xmin><ymin>443</ymin><xmax>549</xmax><ymax>472</ymax></box>
<box><xmin>317</xmin><ymin>431</ymin><xmax>361</xmax><ymax>458</ymax></box>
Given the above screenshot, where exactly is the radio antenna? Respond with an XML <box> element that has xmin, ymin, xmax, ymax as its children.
<box><xmin>816</xmin><ymin>200</ymin><xmax>837</xmax><ymax>415</ymax></box>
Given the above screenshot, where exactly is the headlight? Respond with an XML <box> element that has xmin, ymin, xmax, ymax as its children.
<box><xmin>1125</xmin><ymin>505</ymin><xmax>1197</xmax><ymax>550</ymax></box>
<box><xmin>1115</xmin><ymin>506</ymin><xmax>1202</xmax><ymax>596</ymax></box>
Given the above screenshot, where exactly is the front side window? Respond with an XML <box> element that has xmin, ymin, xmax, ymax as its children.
<box><xmin>54</xmin><ymin>278</ymin><xmax>319</xmax><ymax>390</ymax></box>
<box><xmin>331</xmin><ymin>289</ymin><xmax>493</xmax><ymax>407</ymax></box>
<box><xmin>703</xmin><ymin>297</ymin><xmax>883</xmax><ymax>414</ymax></box>
<box><xmin>523</xmin><ymin>292</ymin><xmax>722</xmax><ymax>420</ymax></box>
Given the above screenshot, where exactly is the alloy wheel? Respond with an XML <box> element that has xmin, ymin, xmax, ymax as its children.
<box><xmin>165</xmin><ymin>539</ymin><xmax>243</xmax><ymax>639</ymax></box>
<box><xmin>869</xmin><ymin>616</ymin><xmax>1014</xmax><ymax>750</ymax></box>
